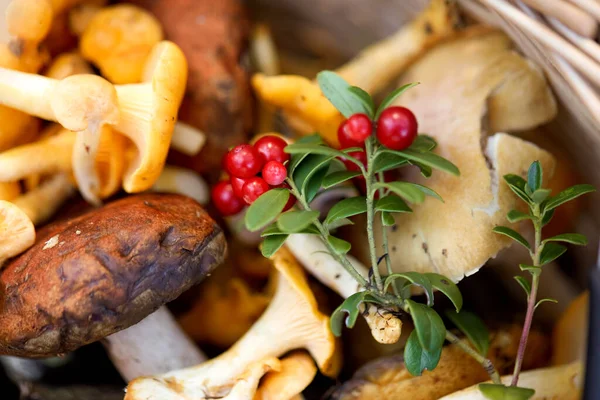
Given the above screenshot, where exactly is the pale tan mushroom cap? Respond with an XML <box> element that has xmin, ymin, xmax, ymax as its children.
<box><xmin>5</xmin><ymin>0</ymin><xmax>53</xmax><ymax>42</ymax></box>
<box><xmin>0</xmin><ymin>200</ymin><xmax>35</xmax><ymax>264</ymax></box>
<box><xmin>364</xmin><ymin>30</ymin><xmax>557</xmax><ymax>282</ymax></box>
<box><xmin>255</xmin><ymin>351</ymin><xmax>317</xmax><ymax>400</ymax></box>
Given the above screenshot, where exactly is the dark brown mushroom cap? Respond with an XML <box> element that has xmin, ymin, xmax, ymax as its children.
<box><xmin>0</xmin><ymin>193</ymin><xmax>226</xmax><ymax>357</ymax></box>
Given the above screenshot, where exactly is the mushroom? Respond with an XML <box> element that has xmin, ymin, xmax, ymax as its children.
<box><xmin>79</xmin><ymin>4</ymin><xmax>164</xmax><ymax>84</ymax></box>
<box><xmin>125</xmin><ymin>246</ymin><xmax>340</xmax><ymax>398</ymax></box>
<box><xmin>255</xmin><ymin>351</ymin><xmax>317</xmax><ymax>400</ymax></box>
<box><xmin>360</xmin><ymin>29</ymin><xmax>558</xmax><ymax>282</ymax></box>
<box><xmin>439</xmin><ymin>362</ymin><xmax>582</xmax><ymax>400</ymax></box>
<box><xmin>170</xmin><ymin>121</ymin><xmax>207</xmax><ymax>157</ymax></box>
<box><xmin>286</xmin><ymin>234</ymin><xmax>402</xmax><ymax>344</ymax></box>
<box><xmin>43</xmin><ymin>51</ymin><xmax>93</xmax><ymax>80</ymax></box>
<box><xmin>0</xmin><ymin>193</ymin><xmax>226</xmax><ymax>381</ymax></box>
<box><xmin>551</xmin><ymin>291</ymin><xmax>588</xmax><ymax>366</ymax></box>
<box><xmin>68</xmin><ymin>1</ymin><xmax>104</xmax><ymax>37</ymax></box>
<box><xmin>0</xmin><ymin>200</ymin><xmax>34</xmax><ymax>267</ymax></box>
<box><xmin>251</xmin><ymin>0</ymin><xmax>460</xmax><ymax>145</ymax></box>
<box><xmin>151</xmin><ymin>165</ymin><xmax>210</xmax><ymax>205</ymax></box>
<box><xmin>0</xmin><ymin>182</ymin><xmax>20</xmax><ymax>201</ymax></box>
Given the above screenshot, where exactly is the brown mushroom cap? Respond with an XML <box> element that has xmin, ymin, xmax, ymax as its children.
<box><xmin>0</xmin><ymin>193</ymin><xmax>226</xmax><ymax>357</ymax></box>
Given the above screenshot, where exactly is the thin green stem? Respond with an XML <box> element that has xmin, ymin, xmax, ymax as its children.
<box><xmin>286</xmin><ymin>177</ymin><xmax>369</xmax><ymax>288</ymax></box>
<box><xmin>445</xmin><ymin>331</ymin><xmax>502</xmax><ymax>384</ymax></box>
<box><xmin>365</xmin><ymin>137</ymin><xmax>383</xmax><ymax>291</ymax></box>
<box><xmin>377</xmin><ymin>171</ymin><xmax>397</xmax><ymax>295</ymax></box>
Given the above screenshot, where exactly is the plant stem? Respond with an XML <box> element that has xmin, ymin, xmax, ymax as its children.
<box><xmin>365</xmin><ymin>137</ymin><xmax>383</xmax><ymax>291</ymax></box>
<box><xmin>377</xmin><ymin>171</ymin><xmax>397</xmax><ymax>295</ymax></box>
<box><xmin>511</xmin><ymin>217</ymin><xmax>542</xmax><ymax>386</ymax></box>
<box><xmin>286</xmin><ymin>178</ymin><xmax>369</xmax><ymax>288</ymax></box>
<box><xmin>445</xmin><ymin>331</ymin><xmax>502</xmax><ymax>384</ymax></box>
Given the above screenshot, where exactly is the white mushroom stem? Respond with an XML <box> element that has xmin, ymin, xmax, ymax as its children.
<box><xmin>151</xmin><ymin>165</ymin><xmax>209</xmax><ymax>205</ymax></box>
<box><xmin>13</xmin><ymin>174</ymin><xmax>75</xmax><ymax>226</ymax></box>
<box><xmin>103</xmin><ymin>306</ymin><xmax>206</xmax><ymax>382</ymax></box>
<box><xmin>0</xmin><ymin>67</ymin><xmax>57</xmax><ymax>120</ymax></box>
<box><xmin>0</xmin><ymin>356</ymin><xmax>45</xmax><ymax>382</ymax></box>
<box><xmin>170</xmin><ymin>122</ymin><xmax>206</xmax><ymax>156</ymax></box>
<box><xmin>285</xmin><ymin>234</ymin><xmax>402</xmax><ymax>344</ymax></box>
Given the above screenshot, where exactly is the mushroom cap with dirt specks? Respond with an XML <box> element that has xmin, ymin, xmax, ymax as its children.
<box><xmin>0</xmin><ymin>193</ymin><xmax>226</xmax><ymax>357</ymax></box>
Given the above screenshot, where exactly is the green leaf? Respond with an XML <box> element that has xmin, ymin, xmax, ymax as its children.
<box><xmin>424</xmin><ymin>273</ymin><xmax>463</xmax><ymax>312</ymax></box>
<box><xmin>539</xmin><ymin>242</ymin><xmax>567</xmax><ymax>266</ymax></box>
<box><xmin>327</xmin><ymin>218</ymin><xmax>354</xmax><ymax>230</ymax></box>
<box><xmin>348</xmin><ymin>86</ymin><xmax>375</xmax><ymax>118</ymax></box>
<box><xmin>372</xmin><ymin>152</ymin><xmax>408</xmax><ymax>173</ymax></box>
<box><xmin>492</xmin><ymin>226</ymin><xmax>530</xmax><ymax>250</ymax></box>
<box><xmin>292</xmin><ymin>154</ymin><xmax>333</xmax><ymax>201</ymax></box>
<box><xmin>392</xmin><ymin>149</ymin><xmax>460</xmax><ymax>176</ymax></box>
<box><xmin>409</xmin><ymin>135</ymin><xmax>437</xmax><ymax>152</ymax></box>
<box><xmin>542</xmin><ymin>233</ymin><xmax>588</xmax><ymax>246</ymax></box>
<box><xmin>374</xmin><ymin>82</ymin><xmax>419</xmax><ymax>119</ymax></box>
<box><xmin>506</xmin><ymin>209</ymin><xmax>531</xmax><ymax>223</ymax></box>
<box><xmin>325</xmin><ymin>196</ymin><xmax>368</xmax><ymax>224</ymax></box>
<box><xmin>381</xmin><ymin>211</ymin><xmax>395</xmax><ymax>226</ymax></box>
<box><xmin>446</xmin><ymin>310</ymin><xmax>490</xmax><ymax>356</ymax></box>
<box><xmin>535</xmin><ymin>298</ymin><xmax>558</xmax><ymax>310</ymax></box>
<box><xmin>375</xmin><ymin>195</ymin><xmax>412</xmax><ymax>213</ymax></box>
<box><xmin>527</xmin><ymin>161</ymin><xmax>542</xmax><ymax>192</ymax></box>
<box><xmin>544</xmin><ymin>184</ymin><xmax>596</xmax><ymax>211</ymax></box>
<box><xmin>413</xmin><ymin>161</ymin><xmax>433</xmax><ymax>178</ymax></box>
<box><xmin>478</xmin><ymin>384</ymin><xmax>535</xmax><ymax>400</ymax></box>
<box><xmin>327</xmin><ymin>235</ymin><xmax>352</xmax><ymax>254</ymax></box>
<box><xmin>412</xmin><ymin>184</ymin><xmax>443</xmax><ymax>202</ymax></box>
<box><xmin>288</xmin><ymin>135</ymin><xmax>323</xmax><ymax>174</ymax></box>
<box><xmin>386</xmin><ymin>273</ymin><xmax>434</xmax><ymax>306</ymax></box>
<box><xmin>277</xmin><ymin>210</ymin><xmax>319</xmax><ymax>233</ymax></box>
<box><xmin>260</xmin><ymin>234</ymin><xmax>288</xmax><ymax>258</ymax></box>
<box><xmin>330</xmin><ymin>292</ymin><xmax>376</xmax><ymax>336</ymax></box>
<box><xmin>322</xmin><ymin>170</ymin><xmax>362</xmax><ymax>189</ymax></box>
<box><xmin>404</xmin><ymin>329</ymin><xmax>442</xmax><ymax>376</ymax></box>
<box><xmin>504</xmin><ymin>174</ymin><xmax>531</xmax><ymax>204</ymax></box>
<box><xmin>519</xmin><ymin>264</ymin><xmax>541</xmax><ymax>275</ymax></box>
<box><xmin>285</xmin><ymin>143</ymin><xmax>361</xmax><ymax>161</ymax></box>
<box><xmin>541</xmin><ymin>208</ymin><xmax>555</xmax><ymax>226</ymax></box>
<box><xmin>245</xmin><ymin>189</ymin><xmax>290</xmax><ymax>232</ymax></box>
<box><xmin>531</xmin><ymin>189</ymin><xmax>551</xmax><ymax>204</ymax></box>
<box><xmin>374</xmin><ymin>182</ymin><xmax>426</xmax><ymax>204</ymax></box>
<box><xmin>514</xmin><ymin>276</ymin><xmax>532</xmax><ymax>296</ymax></box>
<box><xmin>317</xmin><ymin>70</ymin><xmax>370</xmax><ymax>117</ymax></box>
<box><xmin>406</xmin><ymin>299</ymin><xmax>446</xmax><ymax>351</ymax></box>
<box><xmin>305</xmin><ymin>165</ymin><xmax>330</xmax><ymax>203</ymax></box>
<box><xmin>261</xmin><ymin>222</ymin><xmax>319</xmax><ymax>236</ymax></box>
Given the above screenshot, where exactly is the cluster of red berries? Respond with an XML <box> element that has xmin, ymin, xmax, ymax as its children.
<box><xmin>212</xmin><ymin>135</ymin><xmax>295</xmax><ymax>216</ymax></box>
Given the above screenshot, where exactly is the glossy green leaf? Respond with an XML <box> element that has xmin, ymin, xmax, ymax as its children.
<box><xmin>374</xmin><ymin>82</ymin><xmax>419</xmax><ymax>119</ymax></box>
<box><xmin>325</xmin><ymin>196</ymin><xmax>368</xmax><ymax>224</ymax></box>
<box><xmin>544</xmin><ymin>184</ymin><xmax>596</xmax><ymax>211</ymax></box>
<box><xmin>260</xmin><ymin>234</ymin><xmax>288</xmax><ymax>258</ymax></box>
<box><xmin>409</xmin><ymin>135</ymin><xmax>437</xmax><ymax>152</ymax></box>
<box><xmin>446</xmin><ymin>310</ymin><xmax>490</xmax><ymax>356</ymax></box>
<box><xmin>288</xmin><ymin>135</ymin><xmax>323</xmax><ymax>174</ymax></box>
<box><xmin>261</xmin><ymin>222</ymin><xmax>319</xmax><ymax>236</ymax></box>
<box><xmin>305</xmin><ymin>166</ymin><xmax>330</xmax><ymax>203</ymax></box>
<box><xmin>527</xmin><ymin>161</ymin><xmax>542</xmax><ymax>192</ymax></box>
<box><xmin>539</xmin><ymin>242</ymin><xmax>567</xmax><ymax>266</ymax></box>
<box><xmin>330</xmin><ymin>292</ymin><xmax>376</xmax><ymax>336</ymax></box>
<box><xmin>543</xmin><ymin>233</ymin><xmax>588</xmax><ymax>246</ymax></box>
<box><xmin>245</xmin><ymin>189</ymin><xmax>290</xmax><ymax>232</ymax></box>
<box><xmin>406</xmin><ymin>299</ymin><xmax>446</xmax><ymax>351</ymax></box>
<box><xmin>317</xmin><ymin>70</ymin><xmax>370</xmax><ymax>117</ymax></box>
<box><xmin>514</xmin><ymin>276</ymin><xmax>532</xmax><ymax>296</ymax></box>
<box><xmin>542</xmin><ymin>208</ymin><xmax>555</xmax><ymax>226</ymax></box>
<box><xmin>393</xmin><ymin>149</ymin><xmax>460</xmax><ymax>176</ymax></box>
<box><xmin>375</xmin><ymin>195</ymin><xmax>412</xmax><ymax>213</ymax></box>
<box><xmin>327</xmin><ymin>235</ymin><xmax>352</xmax><ymax>254</ymax></box>
<box><xmin>277</xmin><ymin>210</ymin><xmax>319</xmax><ymax>233</ymax></box>
<box><xmin>531</xmin><ymin>189</ymin><xmax>551</xmax><ymax>204</ymax></box>
<box><xmin>424</xmin><ymin>273</ymin><xmax>463</xmax><ymax>312</ymax></box>
<box><xmin>413</xmin><ymin>161</ymin><xmax>433</xmax><ymax>178</ymax></box>
<box><xmin>478</xmin><ymin>384</ymin><xmax>535</xmax><ymax>400</ymax></box>
<box><xmin>519</xmin><ymin>264</ymin><xmax>541</xmax><ymax>275</ymax></box>
<box><xmin>506</xmin><ymin>210</ymin><xmax>531</xmax><ymax>223</ymax></box>
<box><xmin>381</xmin><ymin>211</ymin><xmax>395</xmax><ymax>226</ymax></box>
<box><xmin>372</xmin><ymin>152</ymin><xmax>408</xmax><ymax>173</ymax></box>
<box><xmin>374</xmin><ymin>182</ymin><xmax>426</xmax><ymax>204</ymax></box>
<box><xmin>327</xmin><ymin>218</ymin><xmax>354</xmax><ymax>230</ymax></box>
<box><xmin>292</xmin><ymin>154</ymin><xmax>332</xmax><ymax>188</ymax></box>
<box><xmin>503</xmin><ymin>174</ymin><xmax>531</xmax><ymax>204</ymax></box>
<box><xmin>404</xmin><ymin>329</ymin><xmax>442</xmax><ymax>376</ymax></box>
<box><xmin>535</xmin><ymin>298</ymin><xmax>558</xmax><ymax>310</ymax></box>
<box><xmin>285</xmin><ymin>143</ymin><xmax>361</xmax><ymax>160</ymax></box>
<box><xmin>322</xmin><ymin>170</ymin><xmax>362</xmax><ymax>188</ymax></box>
<box><xmin>386</xmin><ymin>273</ymin><xmax>434</xmax><ymax>306</ymax></box>
<box><xmin>348</xmin><ymin>86</ymin><xmax>375</xmax><ymax>118</ymax></box>
<box><xmin>412</xmin><ymin>184</ymin><xmax>443</xmax><ymax>202</ymax></box>
<box><xmin>492</xmin><ymin>226</ymin><xmax>530</xmax><ymax>249</ymax></box>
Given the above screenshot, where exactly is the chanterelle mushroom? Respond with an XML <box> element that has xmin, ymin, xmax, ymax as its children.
<box><xmin>0</xmin><ymin>194</ymin><xmax>226</xmax><ymax>381</ymax></box>
<box><xmin>0</xmin><ymin>200</ymin><xmax>34</xmax><ymax>267</ymax></box>
<box><xmin>255</xmin><ymin>351</ymin><xmax>317</xmax><ymax>400</ymax></box>
<box><xmin>356</xmin><ymin>29</ymin><xmax>558</xmax><ymax>282</ymax></box>
<box><xmin>125</xmin><ymin>246</ymin><xmax>340</xmax><ymax>399</ymax></box>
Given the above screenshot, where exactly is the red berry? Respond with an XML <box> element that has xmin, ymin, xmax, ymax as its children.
<box><xmin>341</xmin><ymin>150</ymin><xmax>367</xmax><ymax>172</ymax></box>
<box><xmin>225</xmin><ymin>144</ymin><xmax>264</xmax><ymax>178</ymax></box>
<box><xmin>337</xmin><ymin>114</ymin><xmax>372</xmax><ymax>148</ymax></box>
<box><xmin>254</xmin><ymin>135</ymin><xmax>289</xmax><ymax>164</ymax></box>
<box><xmin>242</xmin><ymin>177</ymin><xmax>270</xmax><ymax>204</ymax></box>
<box><xmin>262</xmin><ymin>161</ymin><xmax>287</xmax><ymax>186</ymax></box>
<box><xmin>230</xmin><ymin>176</ymin><xmax>247</xmax><ymax>198</ymax></box>
<box><xmin>212</xmin><ymin>181</ymin><xmax>245</xmax><ymax>216</ymax></box>
<box><xmin>376</xmin><ymin>106</ymin><xmax>418</xmax><ymax>150</ymax></box>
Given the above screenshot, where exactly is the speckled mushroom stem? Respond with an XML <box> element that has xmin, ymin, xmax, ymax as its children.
<box><xmin>102</xmin><ymin>306</ymin><xmax>206</xmax><ymax>382</ymax></box>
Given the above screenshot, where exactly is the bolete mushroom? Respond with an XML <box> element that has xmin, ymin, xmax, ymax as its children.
<box><xmin>79</xmin><ymin>4</ymin><xmax>163</xmax><ymax>84</ymax></box>
<box><xmin>125</xmin><ymin>246</ymin><xmax>340</xmax><ymax>398</ymax></box>
<box><xmin>252</xmin><ymin>0</ymin><xmax>460</xmax><ymax>145</ymax></box>
<box><xmin>255</xmin><ymin>351</ymin><xmax>318</xmax><ymax>400</ymax></box>
<box><xmin>0</xmin><ymin>194</ymin><xmax>226</xmax><ymax>381</ymax></box>
<box><xmin>0</xmin><ymin>200</ymin><xmax>34</xmax><ymax>267</ymax></box>
<box><xmin>357</xmin><ymin>29</ymin><xmax>558</xmax><ymax>282</ymax></box>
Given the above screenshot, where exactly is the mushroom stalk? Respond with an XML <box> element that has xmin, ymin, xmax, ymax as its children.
<box><xmin>103</xmin><ymin>306</ymin><xmax>206</xmax><ymax>382</ymax></box>
<box><xmin>285</xmin><ymin>234</ymin><xmax>402</xmax><ymax>344</ymax></box>
<box><xmin>0</xmin><ymin>68</ymin><xmax>57</xmax><ymax>120</ymax></box>
<box><xmin>13</xmin><ymin>174</ymin><xmax>74</xmax><ymax>226</ymax></box>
